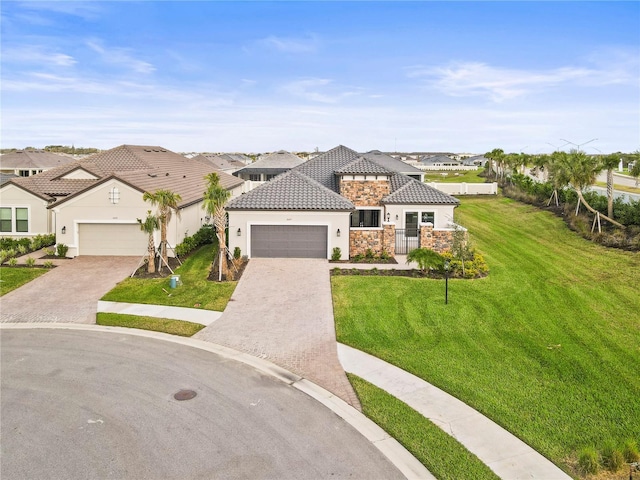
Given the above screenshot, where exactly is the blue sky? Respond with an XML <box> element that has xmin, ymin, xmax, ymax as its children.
<box><xmin>1</xmin><ymin>1</ymin><xmax>639</xmax><ymax>154</ymax></box>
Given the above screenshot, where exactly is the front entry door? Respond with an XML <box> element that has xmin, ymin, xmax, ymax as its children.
<box><xmin>405</xmin><ymin>212</ymin><xmax>418</xmax><ymax>237</ymax></box>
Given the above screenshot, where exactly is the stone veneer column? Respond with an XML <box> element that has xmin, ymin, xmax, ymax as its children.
<box><xmin>420</xmin><ymin>223</ymin><xmax>434</xmax><ymax>250</ymax></box>
<box><xmin>383</xmin><ymin>223</ymin><xmax>395</xmax><ymax>256</ymax></box>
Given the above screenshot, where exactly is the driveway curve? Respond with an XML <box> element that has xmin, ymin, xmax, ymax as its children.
<box><xmin>1</xmin><ymin>327</ymin><xmax>407</xmax><ymax>480</ymax></box>
<box><xmin>1</xmin><ymin>256</ymin><xmax>138</xmax><ymax>323</ymax></box>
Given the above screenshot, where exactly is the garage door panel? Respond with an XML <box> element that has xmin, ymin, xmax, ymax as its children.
<box><xmin>251</xmin><ymin>225</ymin><xmax>327</xmax><ymax>258</ymax></box>
<box><xmin>79</xmin><ymin>224</ymin><xmax>147</xmax><ymax>256</ymax></box>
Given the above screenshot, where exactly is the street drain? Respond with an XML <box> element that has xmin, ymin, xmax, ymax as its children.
<box><xmin>174</xmin><ymin>389</ymin><xmax>197</xmax><ymax>401</ymax></box>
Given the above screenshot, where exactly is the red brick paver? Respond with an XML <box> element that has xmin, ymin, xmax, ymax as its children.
<box><xmin>194</xmin><ymin>258</ymin><xmax>361</xmax><ymax>409</ymax></box>
<box><xmin>1</xmin><ymin>256</ymin><xmax>138</xmax><ymax>323</ymax></box>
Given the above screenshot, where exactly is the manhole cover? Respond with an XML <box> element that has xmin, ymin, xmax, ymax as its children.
<box><xmin>174</xmin><ymin>389</ymin><xmax>197</xmax><ymax>401</ymax></box>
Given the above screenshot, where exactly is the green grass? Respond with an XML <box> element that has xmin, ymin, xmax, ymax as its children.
<box><xmin>0</xmin><ymin>267</ymin><xmax>50</xmax><ymax>296</ymax></box>
<box><xmin>333</xmin><ymin>196</ymin><xmax>640</xmax><ymax>475</ymax></box>
<box><xmin>101</xmin><ymin>245</ymin><xmax>236</xmax><ymax>311</ymax></box>
<box><xmin>423</xmin><ymin>168</ymin><xmax>487</xmax><ymax>183</ymax></box>
<box><xmin>594</xmin><ymin>180</ymin><xmax>640</xmax><ymax>194</ymax></box>
<box><xmin>96</xmin><ymin>313</ymin><xmax>204</xmax><ymax>336</ymax></box>
<box><xmin>349</xmin><ymin>374</ymin><xmax>499</xmax><ymax>480</ymax></box>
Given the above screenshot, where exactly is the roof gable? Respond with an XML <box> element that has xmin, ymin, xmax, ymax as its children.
<box><xmin>294</xmin><ymin>145</ymin><xmax>360</xmax><ymax>192</ymax></box>
<box><xmin>361</xmin><ymin>150</ymin><xmax>423</xmax><ymax>174</ymax></box>
<box><xmin>383</xmin><ymin>174</ymin><xmax>460</xmax><ymax>205</ymax></box>
<box><xmin>335</xmin><ymin>156</ymin><xmax>391</xmax><ymax>175</ymax></box>
<box><xmin>227</xmin><ymin>170</ymin><xmax>354</xmax><ymax>211</ymax></box>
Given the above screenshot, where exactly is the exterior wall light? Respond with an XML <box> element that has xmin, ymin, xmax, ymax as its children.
<box><xmin>386</xmin><ymin>212</ymin><xmax>390</xmax><ymax>222</ymax></box>
<box><xmin>237</xmin><ymin>228</ymin><xmax>241</xmax><ymax>236</ymax></box>
<box><xmin>336</xmin><ymin>228</ymin><xmax>341</xmax><ymax>237</ymax></box>
<box><xmin>61</xmin><ymin>226</ymin><xmax>66</xmax><ymax>234</ymax></box>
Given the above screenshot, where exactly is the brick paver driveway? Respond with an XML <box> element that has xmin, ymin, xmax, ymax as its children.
<box><xmin>194</xmin><ymin>258</ymin><xmax>361</xmax><ymax>409</ymax></box>
<box><xmin>1</xmin><ymin>257</ymin><xmax>139</xmax><ymax>323</ymax></box>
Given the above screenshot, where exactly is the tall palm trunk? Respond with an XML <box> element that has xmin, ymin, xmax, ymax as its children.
<box><xmin>147</xmin><ymin>233</ymin><xmax>156</xmax><ymax>274</ymax></box>
<box><xmin>214</xmin><ymin>206</ymin><xmax>227</xmax><ymax>279</ymax></box>
<box><xmin>606</xmin><ymin>168</ymin><xmax>614</xmax><ymax>219</ymax></box>
<box><xmin>576</xmin><ymin>189</ymin><xmax>624</xmax><ymax>229</ymax></box>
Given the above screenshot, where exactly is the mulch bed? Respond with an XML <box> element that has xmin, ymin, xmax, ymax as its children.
<box><xmin>207</xmin><ymin>256</ymin><xmax>249</xmax><ymax>282</ymax></box>
<box><xmin>330</xmin><ymin>257</ymin><xmax>398</xmax><ymax>265</ymax></box>
<box><xmin>330</xmin><ymin>268</ymin><xmax>443</xmax><ymax>278</ymax></box>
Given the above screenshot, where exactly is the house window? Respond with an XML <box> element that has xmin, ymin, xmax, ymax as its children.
<box><xmin>249</xmin><ymin>174</ymin><xmax>261</xmax><ymax>181</ymax></box>
<box><xmin>16</xmin><ymin>208</ymin><xmax>28</xmax><ymax>232</ymax></box>
<box><xmin>265</xmin><ymin>174</ymin><xmax>277</xmax><ymax>181</ymax></box>
<box><xmin>109</xmin><ymin>187</ymin><xmax>120</xmax><ymax>204</ymax></box>
<box><xmin>421</xmin><ymin>212</ymin><xmax>435</xmax><ymax>225</ymax></box>
<box><xmin>0</xmin><ymin>207</ymin><xmax>28</xmax><ymax>233</ymax></box>
<box><xmin>0</xmin><ymin>208</ymin><xmax>11</xmax><ymax>232</ymax></box>
<box><xmin>350</xmin><ymin>209</ymin><xmax>380</xmax><ymax>228</ymax></box>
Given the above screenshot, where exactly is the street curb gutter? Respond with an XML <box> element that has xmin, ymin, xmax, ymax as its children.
<box><xmin>0</xmin><ymin>323</ymin><xmax>433</xmax><ymax>480</ymax></box>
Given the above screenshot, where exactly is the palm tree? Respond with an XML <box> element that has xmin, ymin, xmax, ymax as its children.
<box><xmin>554</xmin><ymin>150</ymin><xmax>624</xmax><ymax>230</ymax></box>
<box><xmin>600</xmin><ymin>153</ymin><xmax>621</xmax><ymax>219</ymax></box>
<box><xmin>143</xmin><ymin>189</ymin><xmax>182</xmax><ymax>271</ymax></box>
<box><xmin>202</xmin><ymin>172</ymin><xmax>231</xmax><ymax>280</ymax></box>
<box><xmin>485</xmin><ymin>148</ymin><xmax>504</xmax><ymax>181</ymax></box>
<box><xmin>137</xmin><ymin>210</ymin><xmax>159</xmax><ymax>273</ymax></box>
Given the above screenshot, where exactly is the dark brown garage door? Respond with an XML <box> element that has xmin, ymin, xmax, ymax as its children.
<box><xmin>251</xmin><ymin>225</ymin><xmax>328</xmax><ymax>258</ymax></box>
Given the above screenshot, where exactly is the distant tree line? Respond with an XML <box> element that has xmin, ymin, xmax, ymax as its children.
<box><xmin>0</xmin><ymin>145</ymin><xmax>100</xmax><ymax>154</ymax></box>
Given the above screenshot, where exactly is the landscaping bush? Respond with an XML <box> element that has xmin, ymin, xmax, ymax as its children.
<box><xmin>601</xmin><ymin>442</ymin><xmax>625</xmax><ymax>472</ymax></box>
<box><xmin>233</xmin><ymin>247</ymin><xmax>241</xmax><ymax>260</ymax></box>
<box><xmin>56</xmin><ymin>243</ymin><xmax>69</xmax><ymax>257</ymax></box>
<box><xmin>25</xmin><ymin>257</ymin><xmax>36</xmax><ymax>267</ymax></box>
<box><xmin>175</xmin><ymin>226</ymin><xmax>215</xmax><ymax>257</ymax></box>
<box><xmin>331</xmin><ymin>247</ymin><xmax>342</xmax><ymax>261</ymax></box>
<box><xmin>577</xmin><ymin>447</ymin><xmax>599</xmax><ymax>475</ymax></box>
<box><xmin>623</xmin><ymin>439</ymin><xmax>640</xmax><ymax>462</ymax></box>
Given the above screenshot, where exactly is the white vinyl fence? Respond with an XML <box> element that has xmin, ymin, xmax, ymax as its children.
<box><xmin>427</xmin><ymin>182</ymin><xmax>498</xmax><ymax>195</ymax></box>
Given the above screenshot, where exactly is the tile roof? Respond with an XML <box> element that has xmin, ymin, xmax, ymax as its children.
<box><xmin>383</xmin><ymin>174</ymin><xmax>460</xmax><ymax>205</ymax></box>
<box><xmin>361</xmin><ymin>150</ymin><xmax>424</xmax><ymax>174</ymax></box>
<box><xmin>234</xmin><ymin>150</ymin><xmax>304</xmax><ymax>175</ymax></box>
<box><xmin>3</xmin><ymin>145</ymin><xmax>244</xmax><ymax>208</ymax></box>
<box><xmin>419</xmin><ymin>154</ymin><xmax>460</xmax><ymax>165</ymax></box>
<box><xmin>227</xmin><ymin>170</ymin><xmax>355</xmax><ymax>211</ymax></box>
<box><xmin>335</xmin><ymin>156</ymin><xmax>391</xmax><ymax>175</ymax></box>
<box><xmin>0</xmin><ymin>150</ymin><xmax>76</xmax><ymax>170</ymax></box>
<box><xmin>192</xmin><ymin>154</ymin><xmax>245</xmax><ymax>171</ymax></box>
<box><xmin>294</xmin><ymin>145</ymin><xmax>360</xmax><ymax>192</ymax></box>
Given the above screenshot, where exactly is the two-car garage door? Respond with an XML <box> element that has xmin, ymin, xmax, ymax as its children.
<box><xmin>251</xmin><ymin>225</ymin><xmax>327</xmax><ymax>258</ymax></box>
<box><xmin>79</xmin><ymin>223</ymin><xmax>147</xmax><ymax>256</ymax></box>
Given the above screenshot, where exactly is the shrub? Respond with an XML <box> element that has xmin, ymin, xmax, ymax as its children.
<box><xmin>623</xmin><ymin>439</ymin><xmax>640</xmax><ymax>462</ymax></box>
<box><xmin>365</xmin><ymin>248</ymin><xmax>375</xmax><ymax>259</ymax></box>
<box><xmin>17</xmin><ymin>244</ymin><xmax>27</xmax><ymax>255</ymax></box>
<box><xmin>577</xmin><ymin>447</ymin><xmax>599</xmax><ymax>475</ymax></box>
<box><xmin>25</xmin><ymin>257</ymin><xmax>36</xmax><ymax>267</ymax></box>
<box><xmin>56</xmin><ymin>243</ymin><xmax>69</xmax><ymax>257</ymax></box>
<box><xmin>175</xmin><ymin>226</ymin><xmax>215</xmax><ymax>257</ymax></box>
<box><xmin>601</xmin><ymin>442</ymin><xmax>625</xmax><ymax>472</ymax></box>
<box><xmin>43</xmin><ymin>260</ymin><xmax>54</xmax><ymax>268</ymax></box>
<box><xmin>45</xmin><ymin>248</ymin><xmax>55</xmax><ymax>256</ymax></box>
<box><xmin>379</xmin><ymin>250</ymin><xmax>390</xmax><ymax>260</ymax></box>
<box><xmin>331</xmin><ymin>247</ymin><xmax>342</xmax><ymax>261</ymax></box>
<box><xmin>8</xmin><ymin>257</ymin><xmax>18</xmax><ymax>266</ymax></box>
<box><xmin>233</xmin><ymin>247</ymin><xmax>241</xmax><ymax>260</ymax></box>
<box><xmin>406</xmin><ymin>248</ymin><xmax>444</xmax><ymax>274</ymax></box>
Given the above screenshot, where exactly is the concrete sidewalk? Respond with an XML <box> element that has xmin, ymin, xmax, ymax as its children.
<box><xmin>338</xmin><ymin>344</ymin><xmax>572</xmax><ymax>480</ymax></box>
<box><xmin>97</xmin><ymin>301</ymin><xmax>222</xmax><ymax>325</ymax></box>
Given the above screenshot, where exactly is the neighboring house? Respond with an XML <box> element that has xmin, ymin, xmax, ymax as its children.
<box><xmin>234</xmin><ymin>150</ymin><xmax>305</xmax><ymax>190</ymax></box>
<box><xmin>1</xmin><ymin>173</ymin><xmax>18</xmax><ymax>186</ymax></box>
<box><xmin>419</xmin><ymin>155</ymin><xmax>462</xmax><ymax>168</ymax></box>
<box><xmin>0</xmin><ymin>145</ymin><xmax>243</xmax><ymax>257</ymax></box>
<box><xmin>462</xmin><ymin>155</ymin><xmax>486</xmax><ymax>167</ymax></box>
<box><xmin>227</xmin><ymin>145</ymin><xmax>461</xmax><ymax>260</ymax></box>
<box><xmin>0</xmin><ymin>150</ymin><xmax>76</xmax><ymax>177</ymax></box>
<box><xmin>191</xmin><ymin>153</ymin><xmax>246</xmax><ymax>174</ymax></box>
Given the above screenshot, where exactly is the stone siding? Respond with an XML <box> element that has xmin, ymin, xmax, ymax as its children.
<box><xmin>419</xmin><ymin>224</ymin><xmax>464</xmax><ymax>253</ymax></box>
<box><xmin>340</xmin><ymin>179</ymin><xmax>390</xmax><ymax>206</ymax></box>
<box><xmin>349</xmin><ymin>223</ymin><xmax>396</xmax><ymax>258</ymax></box>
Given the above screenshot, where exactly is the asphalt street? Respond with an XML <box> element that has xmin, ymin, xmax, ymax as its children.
<box><xmin>1</xmin><ymin>328</ymin><xmax>405</xmax><ymax>480</ymax></box>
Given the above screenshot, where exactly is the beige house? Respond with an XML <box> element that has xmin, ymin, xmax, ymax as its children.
<box><xmin>227</xmin><ymin>145</ymin><xmax>461</xmax><ymax>260</ymax></box>
<box><xmin>0</xmin><ymin>145</ymin><xmax>243</xmax><ymax>256</ymax></box>
<box><xmin>0</xmin><ymin>150</ymin><xmax>76</xmax><ymax>177</ymax></box>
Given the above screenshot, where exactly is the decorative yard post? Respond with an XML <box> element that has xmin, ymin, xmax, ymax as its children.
<box><xmin>444</xmin><ymin>260</ymin><xmax>450</xmax><ymax>304</ymax></box>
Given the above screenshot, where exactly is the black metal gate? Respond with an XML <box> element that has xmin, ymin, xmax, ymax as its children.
<box><xmin>395</xmin><ymin>228</ymin><xmax>420</xmax><ymax>255</ymax></box>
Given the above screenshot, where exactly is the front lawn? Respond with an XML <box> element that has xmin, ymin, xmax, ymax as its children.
<box><xmin>101</xmin><ymin>245</ymin><xmax>236</xmax><ymax>311</ymax></box>
<box><xmin>333</xmin><ymin>196</ymin><xmax>640</xmax><ymax>475</ymax></box>
<box><xmin>96</xmin><ymin>313</ymin><xmax>205</xmax><ymax>337</ymax></box>
<box><xmin>0</xmin><ymin>267</ymin><xmax>50</xmax><ymax>296</ymax></box>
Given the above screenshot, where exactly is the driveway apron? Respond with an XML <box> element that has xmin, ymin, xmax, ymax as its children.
<box><xmin>194</xmin><ymin>258</ymin><xmax>361</xmax><ymax>409</ymax></box>
<box><xmin>1</xmin><ymin>257</ymin><xmax>139</xmax><ymax>324</ymax></box>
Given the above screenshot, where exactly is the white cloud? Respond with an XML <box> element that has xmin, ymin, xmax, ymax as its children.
<box><xmin>407</xmin><ymin>51</ymin><xmax>639</xmax><ymax>102</ymax></box>
<box><xmin>282</xmin><ymin>78</ymin><xmax>361</xmax><ymax>104</ymax></box>
<box><xmin>86</xmin><ymin>39</ymin><xmax>155</xmax><ymax>74</ymax></box>
<box><xmin>256</xmin><ymin>34</ymin><xmax>319</xmax><ymax>54</ymax></box>
<box><xmin>2</xmin><ymin>45</ymin><xmax>76</xmax><ymax>67</ymax></box>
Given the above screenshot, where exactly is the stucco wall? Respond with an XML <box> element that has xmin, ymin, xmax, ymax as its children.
<box><xmin>53</xmin><ymin>179</ymin><xmax>207</xmax><ymax>257</ymax></box>
<box><xmin>227</xmin><ymin>210</ymin><xmax>351</xmax><ymax>259</ymax></box>
<box><xmin>383</xmin><ymin>204</ymin><xmax>457</xmax><ymax>230</ymax></box>
<box><xmin>0</xmin><ymin>184</ymin><xmax>51</xmax><ymax>238</ymax></box>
